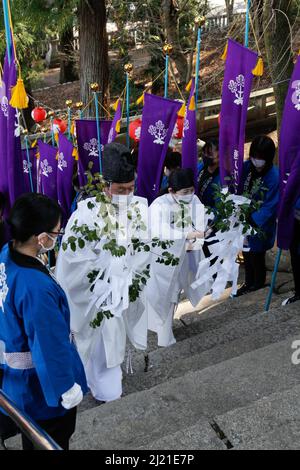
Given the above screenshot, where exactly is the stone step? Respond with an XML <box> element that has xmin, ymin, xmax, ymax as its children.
<box><xmin>71</xmin><ymin>334</ymin><xmax>300</xmax><ymax>449</ymax></box>
<box><xmin>214</xmin><ymin>383</ymin><xmax>300</xmax><ymax>450</ymax></box>
<box><xmin>122</xmin><ymin>306</ymin><xmax>300</xmax><ymax>396</ymax></box>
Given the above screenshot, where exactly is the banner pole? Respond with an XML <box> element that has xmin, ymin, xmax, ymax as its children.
<box><xmin>265</xmin><ymin>248</ymin><xmax>282</xmax><ymax>312</ymax></box>
<box><xmin>2</xmin><ymin>0</ymin><xmax>12</xmax><ymax>64</ymax></box>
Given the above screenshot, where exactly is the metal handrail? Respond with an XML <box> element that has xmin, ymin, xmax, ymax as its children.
<box><xmin>0</xmin><ymin>389</ymin><xmax>62</xmax><ymax>450</ymax></box>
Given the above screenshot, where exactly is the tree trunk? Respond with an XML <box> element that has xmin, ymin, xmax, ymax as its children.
<box><xmin>263</xmin><ymin>0</ymin><xmax>295</xmax><ymax>133</ymax></box>
<box><xmin>161</xmin><ymin>0</ymin><xmax>188</xmax><ymax>86</ymax></box>
<box><xmin>59</xmin><ymin>26</ymin><xmax>78</xmax><ymax>84</ymax></box>
<box><xmin>78</xmin><ymin>0</ymin><xmax>109</xmax><ymax>116</ymax></box>
<box><xmin>225</xmin><ymin>0</ymin><xmax>234</xmax><ymax>24</ymax></box>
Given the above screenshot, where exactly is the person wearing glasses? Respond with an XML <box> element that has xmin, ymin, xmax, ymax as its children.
<box><xmin>147</xmin><ymin>168</ymin><xmax>207</xmax><ymax>347</ymax></box>
<box><xmin>0</xmin><ymin>193</ymin><xmax>87</xmax><ymax>450</ymax></box>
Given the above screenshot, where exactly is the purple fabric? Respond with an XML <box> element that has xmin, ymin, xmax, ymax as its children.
<box><xmin>219</xmin><ymin>39</ymin><xmax>258</xmax><ymax>194</ymax></box>
<box><xmin>57</xmin><ymin>134</ymin><xmax>75</xmax><ymax>225</ymax></box>
<box><xmin>0</xmin><ymin>52</ymin><xmax>10</xmax><ymax>216</ymax></box>
<box><xmin>38</xmin><ymin>141</ymin><xmax>58</xmax><ymax>202</ymax></box>
<box><xmin>21</xmin><ymin>147</ymin><xmax>38</xmax><ymax>193</ymax></box>
<box><xmin>279</xmin><ymin>56</ymin><xmax>300</xmax><ymax>196</ymax></box>
<box><xmin>136</xmin><ymin>93</ymin><xmax>181</xmax><ymax>203</ymax></box>
<box><xmin>76</xmin><ymin>119</ymin><xmax>112</xmax><ymax>186</ymax></box>
<box><xmin>0</xmin><ymin>48</ymin><xmax>26</xmax><ymax>215</ymax></box>
<box><xmin>108</xmin><ymin>100</ymin><xmax>122</xmax><ymax>143</ymax></box>
<box><xmin>181</xmin><ymin>78</ymin><xmax>198</xmax><ymax>188</ymax></box>
<box><xmin>277</xmin><ymin>152</ymin><xmax>300</xmax><ymax>250</ymax></box>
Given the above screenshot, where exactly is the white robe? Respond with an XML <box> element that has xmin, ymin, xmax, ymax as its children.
<box><xmin>56</xmin><ymin>195</ymin><xmax>150</xmax><ymax>401</ymax></box>
<box><xmin>146</xmin><ymin>194</ymin><xmax>210</xmax><ymax>347</ymax></box>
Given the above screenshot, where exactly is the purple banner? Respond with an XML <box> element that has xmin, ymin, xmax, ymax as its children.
<box><xmin>76</xmin><ymin>119</ymin><xmax>112</xmax><ymax>186</ymax></box>
<box><xmin>0</xmin><ymin>48</ymin><xmax>26</xmax><ymax>215</ymax></box>
<box><xmin>279</xmin><ymin>55</ymin><xmax>300</xmax><ymax>196</ymax></box>
<box><xmin>277</xmin><ymin>151</ymin><xmax>300</xmax><ymax>250</ymax></box>
<box><xmin>219</xmin><ymin>39</ymin><xmax>258</xmax><ymax>194</ymax></box>
<box><xmin>22</xmin><ymin>147</ymin><xmax>38</xmax><ymax>193</ymax></box>
<box><xmin>108</xmin><ymin>99</ymin><xmax>122</xmax><ymax>144</ymax></box>
<box><xmin>181</xmin><ymin>79</ymin><xmax>198</xmax><ymax>188</ymax></box>
<box><xmin>58</xmin><ymin>134</ymin><xmax>75</xmax><ymax>225</ymax></box>
<box><xmin>136</xmin><ymin>93</ymin><xmax>181</xmax><ymax>203</ymax></box>
<box><xmin>38</xmin><ymin>141</ymin><xmax>58</xmax><ymax>202</ymax></box>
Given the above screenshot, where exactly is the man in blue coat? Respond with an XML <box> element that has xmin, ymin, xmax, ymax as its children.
<box><xmin>197</xmin><ymin>139</ymin><xmax>221</xmax><ymax>210</ymax></box>
<box><xmin>236</xmin><ymin>135</ymin><xmax>279</xmax><ymax>297</ymax></box>
<box><xmin>282</xmin><ymin>197</ymin><xmax>300</xmax><ymax>305</ymax></box>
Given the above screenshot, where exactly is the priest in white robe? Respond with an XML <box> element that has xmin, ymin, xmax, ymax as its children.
<box><xmin>56</xmin><ymin>143</ymin><xmax>149</xmax><ymax>402</ymax></box>
<box><xmin>147</xmin><ymin>168</ymin><xmax>209</xmax><ymax>347</ymax></box>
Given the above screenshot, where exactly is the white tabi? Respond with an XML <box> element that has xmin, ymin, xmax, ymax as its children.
<box><xmin>146</xmin><ymin>193</ymin><xmax>208</xmax><ymax>347</ymax></box>
<box><xmin>56</xmin><ymin>195</ymin><xmax>149</xmax><ymax>401</ymax></box>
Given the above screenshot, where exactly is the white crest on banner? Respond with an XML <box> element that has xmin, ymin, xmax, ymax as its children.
<box><xmin>228</xmin><ymin>74</ymin><xmax>245</xmax><ymax>106</ymax></box>
<box><xmin>291</xmin><ymin>80</ymin><xmax>300</xmax><ymax>111</ymax></box>
<box><xmin>148</xmin><ymin>120</ymin><xmax>168</xmax><ymax>145</ymax></box>
<box><xmin>83</xmin><ymin>138</ymin><xmax>104</xmax><ymax>157</ymax></box>
<box><xmin>108</xmin><ymin>127</ymin><xmax>114</xmax><ymax>144</ymax></box>
<box><xmin>183</xmin><ymin>118</ymin><xmax>190</xmax><ymax>137</ymax></box>
<box><xmin>23</xmin><ymin>160</ymin><xmax>32</xmax><ymax>174</ymax></box>
<box><xmin>1</xmin><ymin>96</ymin><xmax>8</xmax><ymax>118</ymax></box>
<box><xmin>0</xmin><ymin>263</ymin><xmax>8</xmax><ymax>313</ymax></box>
<box><xmin>40</xmin><ymin>159</ymin><xmax>53</xmax><ymax>177</ymax></box>
<box><xmin>58</xmin><ymin>152</ymin><xmax>68</xmax><ymax>172</ymax></box>
<box><xmin>14</xmin><ymin>110</ymin><xmax>24</xmax><ymax>137</ymax></box>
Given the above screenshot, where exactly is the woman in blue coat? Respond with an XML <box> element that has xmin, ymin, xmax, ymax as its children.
<box><xmin>0</xmin><ymin>193</ymin><xmax>87</xmax><ymax>450</ymax></box>
<box><xmin>236</xmin><ymin>135</ymin><xmax>279</xmax><ymax>296</ymax></box>
<box><xmin>197</xmin><ymin>139</ymin><xmax>221</xmax><ymax>210</ymax></box>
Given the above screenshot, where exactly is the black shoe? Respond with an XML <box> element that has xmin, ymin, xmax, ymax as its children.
<box><xmin>282</xmin><ymin>295</ymin><xmax>300</xmax><ymax>306</ymax></box>
<box><xmin>232</xmin><ymin>283</ymin><xmax>253</xmax><ymax>298</ymax></box>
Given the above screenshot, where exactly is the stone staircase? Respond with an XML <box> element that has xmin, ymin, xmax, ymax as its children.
<box><xmin>5</xmin><ymin>276</ymin><xmax>300</xmax><ymax>450</ymax></box>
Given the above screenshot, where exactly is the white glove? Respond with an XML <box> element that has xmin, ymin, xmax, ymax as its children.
<box><xmin>61</xmin><ymin>383</ymin><xmax>83</xmax><ymax>410</ymax></box>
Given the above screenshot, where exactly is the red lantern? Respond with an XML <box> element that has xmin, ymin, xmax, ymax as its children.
<box><xmin>31</xmin><ymin>106</ymin><xmax>47</xmax><ymax>123</ymax></box>
<box><xmin>172</xmin><ymin>116</ymin><xmax>184</xmax><ymax>139</ymax></box>
<box><xmin>52</xmin><ymin>118</ymin><xmax>67</xmax><ymax>134</ymax></box>
<box><xmin>129</xmin><ymin>118</ymin><xmax>142</xmax><ymax>142</ymax></box>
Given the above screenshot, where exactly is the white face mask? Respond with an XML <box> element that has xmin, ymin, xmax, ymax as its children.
<box><xmin>38</xmin><ymin>233</ymin><xmax>57</xmax><ymax>254</ymax></box>
<box><xmin>251</xmin><ymin>158</ymin><xmax>266</xmax><ymax>169</ymax></box>
<box><xmin>174</xmin><ymin>193</ymin><xmax>194</xmax><ymax>204</ymax></box>
<box><xmin>111</xmin><ymin>192</ymin><xmax>134</xmax><ymax>207</ymax></box>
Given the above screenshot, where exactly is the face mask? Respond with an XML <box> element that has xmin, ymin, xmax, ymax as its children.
<box><xmin>38</xmin><ymin>233</ymin><xmax>57</xmax><ymax>254</ymax></box>
<box><xmin>174</xmin><ymin>193</ymin><xmax>194</xmax><ymax>204</ymax></box>
<box><xmin>203</xmin><ymin>157</ymin><xmax>215</xmax><ymax>167</ymax></box>
<box><xmin>251</xmin><ymin>158</ymin><xmax>266</xmax><ymax>169</ymax></box>
<box><xmin>111</xmin><ymin>192</ymin><xmax>134</xmax><ymax>207</ymax></box>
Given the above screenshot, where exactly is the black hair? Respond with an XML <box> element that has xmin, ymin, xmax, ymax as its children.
<box><xmin>203</xmin><ymin>139</ymin><xmax>219</xmax><ymax>153</ymax></box>
<box><xmin>168</xmin><ymin>168</ymin><xmax>194</xmax><ymax>192</ymax></box>
<box><xmin>0</xmin><ymin>192</ymin><xmax>5</xmax><ymax>217</ymax></box>
<box><xmin>164</xmin><ymin>150</ymin><xmax>182</xmax><ymax>170</ymax></box>
<box><xmin>103</xmin><ymin>142</ymin><xmax>135</xmax><ymax>183</ymax></box>
<box><xmin>250</xmin><ymin>135</ymin><xmax>276</xmax><ymax>163</ymax></box>
<box><xmin>8</xmin><ymin>193</ymin><xmax>62</xmax><ymax>243</ymax></box>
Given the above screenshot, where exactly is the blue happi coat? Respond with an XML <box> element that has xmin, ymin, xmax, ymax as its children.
<box><xmin>242</xmin><ymin>161</ymin><xmax>280</xmax><ymax>252</ymax></box>
<box><xmin>197</xmin><ymin>162</ymin><xmax>221</xmax><ymax>210</ymax></box>
<box><xmin>0</xmin><ymin>243</ymin><xmax>87</xmax><ymax>421</ymax></box>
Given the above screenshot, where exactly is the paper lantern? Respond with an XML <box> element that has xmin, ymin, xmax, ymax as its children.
<box><xmin>129</xmin><ymin>118</ymin><xmax>142</xmax><ymax>142</ymax></box>
<box><xmin>31</xmin><ymin>106</ymin><xmax>47</xmax><ymax>123</ymax></box>
<box><xmin>172</xmin><ymin>116</ymin><xmax>184</xmax><ymax>139</ymax></box>
<box><xmin>52</xmin><ymin>118</ymin><xmax>67</xmax><ymax>134</ymax></box>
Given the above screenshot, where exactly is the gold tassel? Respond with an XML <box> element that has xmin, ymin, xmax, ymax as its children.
<box><xmin>72</xmin><ymin>148</ymin><xmax>79</xmax><ymax>160</ymax></box>
<box><xmin>177</xmin><ymin>103</ymin><xmax>186</xmax><ymax>117</ymax></box>
<box><xmin>221</xmin><ymin>42</ymin><xmax>228</xmax><ymax>61</ymax></box>
<box><xmin>31</xmin><ymin>139</ymin><xmax>37</xmax><ymax>148</ymax></box>
<box><xmin>115</xmin><ymin>119</ymin><xmax>121</xmax><ymax>133</ymax></box>
<box><xmin>70</xmin><ymin>121</ymin><xmax>75</xmax><ymax>136</ymax></box>
<box><xmin>252</xmin><ymin>57</ymin><xmax>264</xmax><ymax>76</ymax></box>
<box><xmin>9</xmin><ymin>78</ymin><xmax>29</xmax><ymax>109</ymax></box>
<box><xmin>136</xmin><ymin>93</ymin><xmax>144</xmax><ymax>106</ymax></box>
<box><xmin>54</xmin><ymin>133</ymin><xmax>59</xmax><ymax>144</ymax></box>
<box><xmin>189</xmin><ymin>96</ymin><xmax>196</xmax><ymax>111</ymax></box>
<box><xmin>111</xmin><ymin>99</ymin><xmax>120</xmax><ymax>111</ymax></box>
<box><xmin>35</xmin><ymin>151</ymin><xmax>40</xmax><ymax>159</ymax></box>
<box><xmin>185</xmin><ymin>79</ymin><xmax>192</xmax><ymax>92</ymax></box>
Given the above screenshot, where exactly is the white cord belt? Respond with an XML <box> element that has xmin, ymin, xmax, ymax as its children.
<box><xmin>3</xmin><ymin>352</ymin><xmax>34</xmax><ymax>370</ymax></box>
